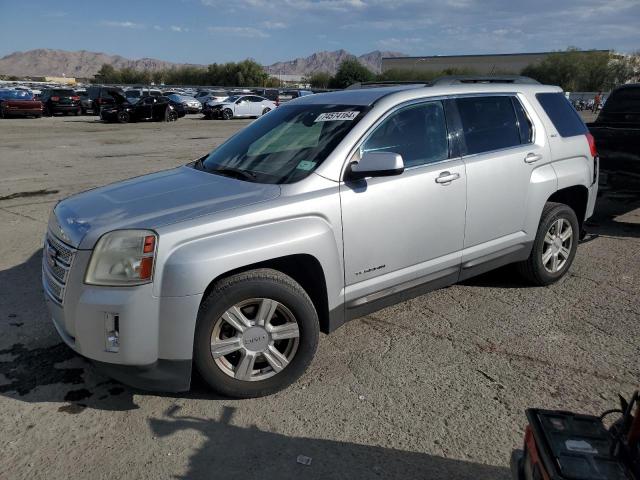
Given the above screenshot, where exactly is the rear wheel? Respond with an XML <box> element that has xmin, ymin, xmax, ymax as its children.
<box><xmin>262</xmin><ymin>107</ymin><xmax>271</xmax><ymax>116</ymax></box>
<box><xmin>222</xmin><ymin>108</ymin><xmax>233</xmax><ymax>120</ymax></box>
<box><xmin>517</xmin><ymin>202</ymin><xmax>579</xmax><ymax>286</ymax></box>
<box><xmin>193</xmin><ymin>269</ymin><xmax>319</xmax><ymax>398</ymax></box>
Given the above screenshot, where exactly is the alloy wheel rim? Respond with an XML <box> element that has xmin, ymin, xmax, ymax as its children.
<box><xmin>210</xmin><ymin>298</ymin><xmax>300</xmax><ymax>382</ymax></box>
<box><xmin>542</xmin><ymin>218</ymin><xmax>573</xmax><ymax>273</ymax></box>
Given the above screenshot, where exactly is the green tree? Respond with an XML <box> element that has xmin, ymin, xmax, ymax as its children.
<box><xmin>330</xmin><ymin>59</ymin><xmax>374</xmax><ymax>88</ymax></box>
<box><xmin>307</xmin><ymin>71</ymin><xmax>332</xmax><ymax>89</ymax></box>
<box><xmin>93</xmin><ymin>63</ymin><xmax>120</xmax><ymax>83</ymax></box>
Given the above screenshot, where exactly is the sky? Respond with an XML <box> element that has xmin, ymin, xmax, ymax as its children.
<box><xmin>1</xmin><ymin>0</ymin><xmax>638</xmax><ymax>65</ymax></box>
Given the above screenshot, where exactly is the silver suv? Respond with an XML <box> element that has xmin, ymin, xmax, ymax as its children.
<box><xmin>43</xmin><ymin>79</ymin><xmax>598</xmax><ymax>398</ymax></box>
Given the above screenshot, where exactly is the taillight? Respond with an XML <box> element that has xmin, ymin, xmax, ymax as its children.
<box><xmin>51</xmin><ymin>96</ymin><xmax>60</xmax><ymax>101</ymax></box>
<box><xmin>71</xmin><ymin>96</ymin><xmax>80</xmax><ymax>101</ymax></box>
<box><xmin>585</xmin><ymin>132</ymin><xmax>597</xmax><ymax>157</ymax></box>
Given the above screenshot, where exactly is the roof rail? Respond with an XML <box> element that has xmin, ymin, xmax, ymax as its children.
<box><xmin>430</xmin><ymin>75</ymin><xmax>540</xmax><ymax>85</ymax></box>
<box><xmin>346</xmin><ymin>81</ymin><xmax>429</xmax><ymax>90</ymax></box>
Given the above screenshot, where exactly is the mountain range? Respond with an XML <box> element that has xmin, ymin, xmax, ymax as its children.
<box><xmin>0</xmin><ymin>49</ymin><xmax>406</xmax><ymax>79</ymax></box>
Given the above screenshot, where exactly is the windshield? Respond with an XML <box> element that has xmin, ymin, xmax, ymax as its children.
<box><xmin>224</xmin><ymin>95</ymin><xmax>240</xmax><ymax>103</ymax></box>
<box><xmin>0</xmin><ymin>90</ymin><xmax>34</xmax><ymax>100</ymax></box>
<box><xmin>126</xmin><ymin>91</ymin><xmax>141</xmax><ymax>98</ymax></box>
<box><xmin>199</xmin><ymin>104</ymin><xmax>368</xmax><ymax>184</ymax></box>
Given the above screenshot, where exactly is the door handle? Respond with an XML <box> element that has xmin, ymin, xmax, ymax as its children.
<box><xmin>435</xmin><ymin>171</ymin><xmax>460</xmax><ymax>184</ymax></box>
<box><xmin>524</xmin><ymin>152</ymin><xmax>543</xmax><ymax>164</ymax></box>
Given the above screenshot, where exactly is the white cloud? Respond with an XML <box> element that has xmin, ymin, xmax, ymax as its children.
<box><xmin>262</xmin><ymin>21</ymin><xmax>287</xmax><ymax>29</ymax></box>
<box><xmin>101</xmin><ymin>21</ymin><xmax>144</xmax><ymax>29</ymax></box>
<box><xmin>153</xmin><ymin>25</ymin><xmax>163</xmax><ymax>31</ymax></box>
<box><xmin>170</xmin><ymin>25</ymin><xmax>189</xmax><ymax>32</ymax></box>
<box><xmin>207</xmin><ymin>26</ymin><xmax>269</xmax><ymax>38</ymax></box>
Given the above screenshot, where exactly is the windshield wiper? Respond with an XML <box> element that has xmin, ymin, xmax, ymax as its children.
<box><xmin>209</xmin><ymin>167</ymin><xmax>257</xmax><ymax>181</ymax></box>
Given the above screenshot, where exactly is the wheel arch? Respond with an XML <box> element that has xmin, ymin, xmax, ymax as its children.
<box><xmin>547</xmin><ymin>184</ymin><xmax>589</xmax><ymax>229</ymax></box>
<box><xmin>200</xmin><ymin>254</ymin><xmax>331</xmax><ymax>334</ymax></box>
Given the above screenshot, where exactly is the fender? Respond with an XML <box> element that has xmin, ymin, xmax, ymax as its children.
<box><xmin>156</xmin><ymin>215</ymin><xmax>343</xmax><ymax>307</ymax></box>
<box><xmin>522</xmin><ymin>163</ymin><xmax>558</xmax><ymax>239</ymax></box>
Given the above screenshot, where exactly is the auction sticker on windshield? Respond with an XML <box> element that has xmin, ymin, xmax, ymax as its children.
<box><xmin>314</xmin><ymin>111</ymin><xmax>359</xmax><ymax>122</ymax></box>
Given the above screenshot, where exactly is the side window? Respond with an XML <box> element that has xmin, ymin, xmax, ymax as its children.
<box><xmin>536</xmin><ymin>92</ymin><xmax>587</xmax><ymax>137</ymax></box>
<box><xmin>361</xmin><ymin>101</ymin><xmax>449</xmax><ymax>168</ymax></box>
<box><xmin>457</xmin><ymin>96</ymin><xmax>521</xmax><ymax>155</ymax></box>
<box><xmin>512</xmin><ymin>97</ymin><xmax>533</xmax><ymax>144</ymax></box>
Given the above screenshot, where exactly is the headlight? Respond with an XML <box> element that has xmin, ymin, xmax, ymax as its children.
<box><xmin>85</xmin><ymin>230</ymin><xmax>157</xmax><ymax>286</ymax></box>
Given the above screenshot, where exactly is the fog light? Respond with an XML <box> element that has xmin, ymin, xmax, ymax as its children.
<box><xmin>105</xmin><ymin>312</ymin><xmax>120</xmax><ymax>353</ymax></box>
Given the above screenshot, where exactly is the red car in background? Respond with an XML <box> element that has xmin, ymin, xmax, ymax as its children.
<box><xmin>0</xmin><ymin>89</ymin><xmax>43</xmax><ymax>118</ymax></box>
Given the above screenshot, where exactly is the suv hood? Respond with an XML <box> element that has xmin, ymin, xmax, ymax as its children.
<box><xmin>52</xmin><ymin>166</ymin><xmax>281</xmax><ymax>249</ymax></box>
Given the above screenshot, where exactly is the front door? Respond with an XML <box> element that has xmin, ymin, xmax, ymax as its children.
<box><xmin>340</xmin><ymin>100</ymin><xmax>467</xmax><ymax>310</ymax></box>
<box><xmin>234</xmin><ymin>97</ymin><xmax>252</xmax><ymax>117</ymax></box>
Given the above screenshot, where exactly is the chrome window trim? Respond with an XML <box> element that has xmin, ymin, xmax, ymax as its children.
<box><xmin>450</xmin><ymin>92</ymin><xmax>538</xmax><ymax>160</ymax></box>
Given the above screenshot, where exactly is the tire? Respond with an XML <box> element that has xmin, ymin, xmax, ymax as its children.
<box><xmin>81</xmin><ymin>107</ymin><xmax>86</xmax><ymax>115</ymax></box>
<box><xmin>222</xmin><ymin>108</ymin><xmax>233</xmax><ymax>120</ymax></box>
<box><xmin>75</xmin><ymin>108</ymin><xmax>81</xmax><ymax>116</ymax></box>
<box><xmin>262</xmin><ymin>107</ymin><xmax>271</xmax><ymax>116</ymax></box>
<box><xmin>193</xmin><ymin>269</ymin><xmax>319</xmax><ymax>398</ymax></box>
<box><xmin>116</xmin><ymin>111</ymin><xmax>130</xmax><ymax>123</ymax></box>
<box><xmin>517</xmin><ymin>202</ymin><xmax>579</xmax><ymax>286</ymax></box>
<box><xmin>0</xmin><ymin>107</ymin><xmax>4</xmax><ymax>119</ymax></box>
<box><xmin>166</xmin><ymin>109</ymin><xmax>178</xmax><ymax>122</ymax></box>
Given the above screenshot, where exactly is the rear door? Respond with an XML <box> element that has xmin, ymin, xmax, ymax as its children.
<box><xmin>455</xmin><ymin>94</ymin><xmax>546</xmax><ymax>265</ymax></box>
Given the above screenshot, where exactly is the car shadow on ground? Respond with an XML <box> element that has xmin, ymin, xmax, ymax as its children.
<box><xmin>149</xmin><ymin>405</ymin><xmax>511</xmax><ymax>480</ymax></box>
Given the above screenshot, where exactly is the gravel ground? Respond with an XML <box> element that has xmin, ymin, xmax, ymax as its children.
<box><xmin>0</xmin><ymin>114</ymin><xmax>638</xmax><ymax>480</ymax></box>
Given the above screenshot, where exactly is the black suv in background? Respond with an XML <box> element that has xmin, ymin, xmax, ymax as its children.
<box><xmin>588</xmin><ymin>84</ymin><xmax>640</xmax><ymax>179</ymax></box>
<box><xmin>86</xmin><ymin>86</ymin><xmax>124</xmax><ymax>115</ymax></box>
<box><xmin>40</xmin><ymin>89</ymin><xmax>81</xmax><ymax>116</ymax></box>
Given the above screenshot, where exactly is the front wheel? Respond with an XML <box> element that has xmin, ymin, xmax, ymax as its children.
<box><xmin>262</xmin><ymin>107</ymin><xmax>271</xmax><ymax>116</ymax></box>
<box><xmin>193</xmin><ymin>269</ymin><xmax>319</xmax><ymax>398</ymax></box>
<box><xmin>517</xmin><ymin>202</ymin><xmax>579</xmax><ymax>286</ymax></box>
<box><xmin>116</xmin><ymin>111</ymin><xmax>130</xmax><ymax>123</ymax></box>
<box><xmin>222</xmin><ymin>108</ymin><xmax>233</xmax><ymax>120</ymax></box>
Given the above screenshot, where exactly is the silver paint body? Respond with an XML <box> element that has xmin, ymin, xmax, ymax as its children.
<box><xmin>44</xmin><ymin>83</ymin><xmax>598</xmax><ymax>373</ymax></box>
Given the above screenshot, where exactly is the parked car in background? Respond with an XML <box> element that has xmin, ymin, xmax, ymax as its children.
<box><xmin>252</xmin><ymin>88</ymin><xmax>280</xmax><ymax>104</ymax></box>
<box><xmin>0</xmin><ymin>89</ymin><xmax>43</xmax><ymax>118</ymax></box>
<box><xmin>100</xmin><ymin>92</ymin><xmax>185</xmax><ymax>123</ymax></box>
<box><xmin>41</xmin><ymin>88</ymin><xmax>81</xmax><ymax>116</ymax></box>
<box><xmin>278</xmin><ymin>89</ymin><xmax>313</xmax><ymax>104</ymax></box>
<box><xmin>166</xmin><ymin>94</ymin><xmax>202</xmax><ymax>113</ymax></box>
<box><xmin>78</xmin><ymin>91</ymin><xmax>93</xmax><ymax>114</ymax></box>
<box><xmin>43</xmin><ymin>80</ymin><xmax>598</xmax><ymax>398</ymax></box>
<box><xmin>199</xmin><ymin>90</ymin><xmax>229</xmax><ymax>104</ymax></box>
<box><xmin>124</xmin><ymin>88</ymin><xmax>163</xmax><ymax>103</ymax></box>
<box><xmin>87</xmin><ymin>86</ymin><xmax>124</xmax><ymax>115</ymax></box>
<box><xmin>588</xmin><ymin>84</ymin><xmax>640</xmax><ymax>179</ymax></box>
<box><xmin>203</xmin><ymin>94</ymin><xmax>276</xmax><ymax>119</ymax></box>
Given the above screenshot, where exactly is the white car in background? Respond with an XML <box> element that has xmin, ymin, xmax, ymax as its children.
<box><xmin>203</xmin><ymin>94</ymin><xmax>276</xmax><ymax>120</ymax></box>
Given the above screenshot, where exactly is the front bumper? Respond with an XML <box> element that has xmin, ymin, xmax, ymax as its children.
<box><xmin>43</xmin><ymin>241</ymin><xmax>202</xmax><ymax>392</ymax></box>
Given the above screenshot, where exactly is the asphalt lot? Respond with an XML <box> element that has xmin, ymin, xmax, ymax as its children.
<box><xmin>0</xmin><ymin>114</ymin><xmax>638</xmax><ymax>480</ymax></box>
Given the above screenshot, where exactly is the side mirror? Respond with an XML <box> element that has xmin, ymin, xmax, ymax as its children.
<box><xmin>347</xmin><ymin>151</ymin><xmax>404</xmax><ymax>181</ymax></box>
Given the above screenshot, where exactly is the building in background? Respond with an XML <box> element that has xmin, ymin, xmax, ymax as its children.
<box><xmin>382</xmin><ymin>50</ymin><xmax>610</xmax><ymax>75</ymax></box>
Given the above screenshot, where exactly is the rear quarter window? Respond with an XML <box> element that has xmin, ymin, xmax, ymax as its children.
<box><xmin>536</xmin><ymin>92</ymin><xmax>587</xmax><ymax>138</ymax></box>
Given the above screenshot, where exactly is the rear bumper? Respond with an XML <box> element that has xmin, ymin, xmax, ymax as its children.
<box><xmin>50</xmin><ymin>104</ymin><xmax>80</xmax><ymax>112</ymax></box>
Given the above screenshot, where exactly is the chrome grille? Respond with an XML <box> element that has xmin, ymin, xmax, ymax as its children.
<box><xmin>42</xmin><ymin>231</ymin><xmax>76</xmax><ymax>305</ymax></box>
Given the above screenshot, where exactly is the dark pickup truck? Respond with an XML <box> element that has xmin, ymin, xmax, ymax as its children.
<box><xmin>588</xmin><ymin>84</ymin><xmax>640</xmax><ymax>179</ymax></box>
